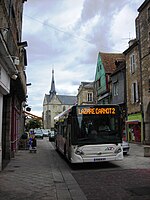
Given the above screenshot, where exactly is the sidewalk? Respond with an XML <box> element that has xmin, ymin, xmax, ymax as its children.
<box><xmin>0</xmin><ymin>138</ymin><xmax>87</xmax><ymax>200</ymax></box>
<box><xmin>112</xmin><ymin>143</ymin><xmax>150</xmax><ymax>169</ymax></box>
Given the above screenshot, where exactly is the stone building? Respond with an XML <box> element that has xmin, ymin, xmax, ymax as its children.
<box><xmin>136</xmin><ymin>0</ymin><xmax>150</xmax><ymax>144</ymax></box>
<box><xmin>124</xmin><ymin>39</ymin><xmax>142</xmax><ymax>142</ymax></box>
<box><xmin>43</xmin><ymin>70</ymin><xmax>77</xmax><ymax>130</ymax></box>
<box><xmin>0</xmin><ymin>0</ymin><xmax>28</xmax><ymax>170</ymax></box>
<box><xmin>77</xmin><ymin>82</ymin><xmax>95</xmax><ymax>105</ymax></box>
<box><xmin>124</xmin><ymin>0</ymin><xmax>150</xmax><ymax>144</ymax></box>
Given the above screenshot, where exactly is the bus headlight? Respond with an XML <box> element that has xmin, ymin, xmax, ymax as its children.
<box><xmin>114</xmin><ymin>146</ymin><xmax>122</xmax><ymax>154</ymax></box>
<box><xmin>75</xmin><ymin>149</ymin><xmax>84</xmax><ymax>155</ymax></box>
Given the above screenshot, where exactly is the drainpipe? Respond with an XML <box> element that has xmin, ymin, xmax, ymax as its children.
<box><xmin>138</xmin><ymin>19</ymin><xmax>145</xmax><ymax>143</ymax></box>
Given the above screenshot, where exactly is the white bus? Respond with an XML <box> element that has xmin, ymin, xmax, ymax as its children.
<box><xmin>54</xmin><ymin>104</ymin><xmax>123</xmax><ymax>163</ymax></box>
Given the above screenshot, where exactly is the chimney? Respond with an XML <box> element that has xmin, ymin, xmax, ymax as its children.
<box><xmin>128</xmin><ymin>39</ymin><xmax>136</xmax><ymax>47</ymax></box>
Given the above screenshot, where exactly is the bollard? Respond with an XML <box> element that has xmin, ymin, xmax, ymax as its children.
<box><xmin>144</xmin><ymin>146</ymin><xmax>150</xmax><ymax>157</ymax></box>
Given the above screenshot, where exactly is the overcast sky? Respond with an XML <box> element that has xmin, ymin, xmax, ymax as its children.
<box><xmin>22</xmin><ymin>0</ymin><xmax>144</xmax><ymax>117</ymax></box>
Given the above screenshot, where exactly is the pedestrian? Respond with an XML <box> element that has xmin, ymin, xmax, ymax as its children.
<box><xmin>29</xmin><ymin>134</ymin><xmax>37</xmax><ymax>153</ymax></box>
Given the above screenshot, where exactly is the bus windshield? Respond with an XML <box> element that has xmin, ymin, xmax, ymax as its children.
<box><xmin>72</xmin><ymin>114</ymin><xmax>121</xmax><ymax>145</ymax></box>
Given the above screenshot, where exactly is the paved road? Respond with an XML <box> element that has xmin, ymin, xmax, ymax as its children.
<box><xmin>70</xmin><ymin>143</ymin><xmax>150</xmax><ymax>200</ymax></box>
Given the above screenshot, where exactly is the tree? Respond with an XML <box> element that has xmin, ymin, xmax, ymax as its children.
<box><xmin>25</xmin><ymin>118</ymin><xmax>42</xmax><ymax>131</ymax></box>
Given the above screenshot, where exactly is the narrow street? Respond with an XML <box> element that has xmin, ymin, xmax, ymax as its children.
<box><xmin>0</xmin><ymin>138</ymin><xmax>150</xmax><ymax>200</ymax></box>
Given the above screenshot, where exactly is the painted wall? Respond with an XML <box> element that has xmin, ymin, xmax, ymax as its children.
<box><xmin>95</xmin><ymin>54</ymin><xmax>106</xmax><ymax>97</ymax></box>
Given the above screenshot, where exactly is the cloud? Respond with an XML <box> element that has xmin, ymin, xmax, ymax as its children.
<box><xmin>22</xmin><ymin>0</ymin><xmax>144</xmax><ymax>116</ymax></box>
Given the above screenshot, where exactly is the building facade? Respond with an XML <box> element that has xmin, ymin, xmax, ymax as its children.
<box><xmin>77</xmin><ymin>82</ymin><xmax>95</xmax><ymax>105</ymax></box>
<box><xmin>137</xmin><ymin>0</ymin><xmax>150</xmax><ymax>144</ymax></box>
<box><xmin>0</xmin><ymin>0</ymin><xmax>27</xmax><ymax>170</ymax></box>
<box><xmin>110</xmin><ymin>60</ymin><xmax>127</xmax><ymax>139</ymax></box>
<box><xmin>43</xmin><ymin>70</ymin><xmax>77</xmax><ymax>130</ymax></box>
<box><xmin>124</xmin><ymin>0</ymin><xmax>150</xmax><ymax>144</ymax></box>
<box><xmin>95</xmin><ymin>52</ymin><xmax>125</xmax><ymax>104</ymax></box>
<box><xmin>124</xmin><ymin>39</ymin><xmax>142</xmax><ymax>143</ymax></box>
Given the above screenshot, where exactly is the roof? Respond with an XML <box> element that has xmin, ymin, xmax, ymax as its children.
<box><xmin>138</xmin><ymin>0</ymin><xmax>149</xmax><ymax>12</ymax></box>
<box><xmin>44</xmin><ymin>94</ymin><xmax>77</xmax><ymax>105</ymax></box>
<box><xmin>49</xmin><ymin>69</ymin><xmax>56</xmax><ymax>95</ymax></box>
<box><xmin>110</xmin><ymin>61</ymin><xmax>126</xmax><ymax>76</ymax></box>
<box><xmin>99</xmin><ymin>52</ymin><xmax>125</xmax><ymax>74</ymax></box>
<box><xmin>57</xmin><ymin>95</ymin><xmax>77</xmax><ymax>105</ymax></box>
<box><xmin>81</xmin><ymin>82</ymin><xmax>94</xmax><ymax>88</ymax></box>
<box><xmin>44</xmin><ymin>94</ymin><xmax>52</xmax><ymax>103</ymax></box>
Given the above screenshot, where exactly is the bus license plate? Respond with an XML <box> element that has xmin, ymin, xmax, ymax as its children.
<box><xmin>94</xmin><ymin>158</ymin><xmax>106</xmax><ymax>162</ymax></box>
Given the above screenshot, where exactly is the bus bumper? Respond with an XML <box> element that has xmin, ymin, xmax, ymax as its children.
<box><xmin>71</xmin><ymin>152</ymin><xmax>123</xmax><ymax>163</ymax></box>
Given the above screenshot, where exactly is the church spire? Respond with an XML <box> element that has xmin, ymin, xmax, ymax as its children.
<box><xmin>49</xmin><ymin>69</ymin><xmax>56</xmax><ymax>96</ymax></box>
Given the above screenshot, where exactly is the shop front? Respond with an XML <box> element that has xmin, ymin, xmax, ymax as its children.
<box><xmin>126</xmin><ymin>113</ymin><xmax>143</xmax><ymax>143</ymax></box>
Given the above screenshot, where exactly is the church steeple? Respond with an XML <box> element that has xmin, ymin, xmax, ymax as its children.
<box><xmin>49</xmin><ymin>69</ymin><xmax>56</xmax><ymax>96</ymax></box>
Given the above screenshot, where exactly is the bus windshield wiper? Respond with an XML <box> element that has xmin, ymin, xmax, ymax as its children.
<box><xmin>78</xmin><ymin>138</ymin><xmax>89</xmax><ymax>141</ymax></box>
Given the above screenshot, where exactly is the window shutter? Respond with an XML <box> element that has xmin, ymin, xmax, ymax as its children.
<box><xmin>130</xmin><ymin>56</ymin><xmax>132</xmax><ymax>73</ymax></box>
<box><xmin>135</xmin><ymin>81</ymin><xmax>139</xmax><ymax>102</ymax></box>
<box><xmin>131</xmin><ymin>83</ymin><xmax>134</xmax><ymax>103</ymax></box>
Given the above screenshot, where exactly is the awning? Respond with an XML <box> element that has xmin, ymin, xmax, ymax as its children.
<box><xmin>126</xmin><ymin>120</ymin><xmax>141</xmax><ymax>125</ymax></box>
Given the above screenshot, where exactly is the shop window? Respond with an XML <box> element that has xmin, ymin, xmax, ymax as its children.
<box><xmin>128</xmin><ymin>123</ymin><xmax>141</xmax><ymax>142</ymax></box>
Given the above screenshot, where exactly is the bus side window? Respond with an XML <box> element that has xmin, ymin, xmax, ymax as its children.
<box><xmin>61</xmin><ymin>126</ymin><xmax>64</xmax><ymax>136</ymax></box>
<box><xmin>67</xmin><ymin>116</ymin><xmax>71</xmax><ymax>124</ymax></box>
<box><xmin>63</xmin><ymin>126</ymin><xmax>67</xmax><ymax>138</ymax></box>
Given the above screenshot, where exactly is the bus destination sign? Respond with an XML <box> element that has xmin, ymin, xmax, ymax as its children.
<box><xmin>78</xmin><ymin>107</ymin><xmax>116</xmax><ymax>115</ymax></box>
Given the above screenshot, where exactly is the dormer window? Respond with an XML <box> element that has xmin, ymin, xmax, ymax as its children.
<box><xmin>87</xmin><ymin>92</ymin><xmax>93</xmax><ymax>102</ymax></box>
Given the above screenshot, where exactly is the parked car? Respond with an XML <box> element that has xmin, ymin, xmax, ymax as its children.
<box><xmin>48</xmin><ymin>130</ymin><xmax>55</xmax><ymax>141</ymax></box>
<box><xmin>122</xmin><ymin>141</ymin><xmax>130</xmax><ymax>155</ymax></box>
<box><xmin>34</xmin><ymin>129</ymin><xmax>43</xmax><ymax>139</ymax></box>
<box><xmin>42</xmin><ymin>129</ymin><xmax>50</xmax><ymax>137</ymax></box>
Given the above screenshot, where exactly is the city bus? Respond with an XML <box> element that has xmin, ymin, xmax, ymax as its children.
<box><xmin>54</xmin><ymin>104</ymin><xmax>123</xmax><ymax>163</ymax></box>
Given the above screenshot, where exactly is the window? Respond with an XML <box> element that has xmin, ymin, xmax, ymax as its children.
<box><xmin>131</xmin><ymin>81</ymin><xmax>139</xmax><ymax>103</ymax></box>
<box><xmin>63</xmin><ymin>106</ymin><xmax>66</xmax><ymax>111</ymax></box>
<box><xmin>97</xmin><ymin>64</ymin><xmax>102</xmax><ymax>72</ymax></box>
<box><xmin>87</xmin><ymin>92</ymin><xmax>93</xmax><ymax>102</ymax></box>
<box><xmin>113</xmin><ymin>81</ymin><xmax>118</xmax><ymax>96</ymax></box>
<box><xmin>130</xmin><ymin>54</ymin><xmax>136</xmax><ymax>74</ymax></box>
<box><xmin>149</xmin><ymin>79</ymin><xmax>150</xmax><ymax>93</ymax></box>
<box><xmin>148</xmin><ymin>32</ymin><xmax>150</xmax><ymax>52</ymax></box>
<box><xmin>97</xmin><ymin>78</ymin><xmax>101</xmax><ymax>88</ymax></box>
<box><xmin>148</xmin><ymin>7</ymin><xmax>150</xmax><ymax>22</ymax></box>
